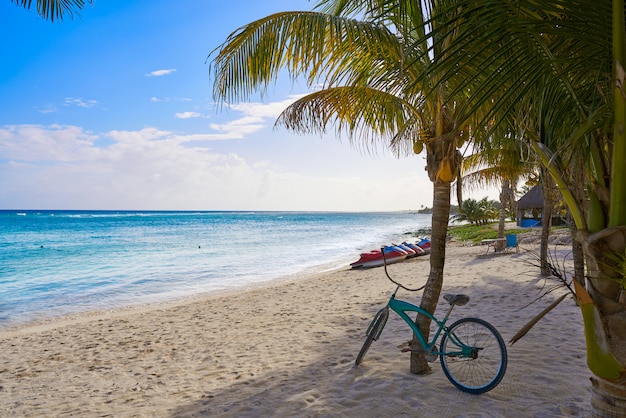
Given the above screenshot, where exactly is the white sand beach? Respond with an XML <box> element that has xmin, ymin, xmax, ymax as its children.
<box><xmin>0</xmin><ymin>240</ymin><xmax>590</xmax><ymax>417</ymax></box>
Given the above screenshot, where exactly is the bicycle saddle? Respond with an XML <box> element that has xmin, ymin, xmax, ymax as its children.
<box><xmin>443</xmin><ymin>294</ymin><xmax>469</xmax><ymax>306</ymax></box>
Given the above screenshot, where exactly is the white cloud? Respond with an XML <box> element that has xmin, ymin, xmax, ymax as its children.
<box><xmin>175</xmin><ymin>111</ymin><xmax>202</xmax><ymax>119</ymax></box>
<box><xmin>151</xmin><ymin>97</ymin><xmax>192</xmax><ymax>102</ymax></box>
<box><xmin>64</xmin><ymin>97</ymin><xmax>99</xmax><ymax>108</ymax></box>
<box><xmin>36</xmin><ymin>104</ymin><xmax>59</xmax><ymax>114</ymax></box>
<box><xmin>0</xmin><ymin>124</ymin><xmax>100</xmax><ymax>162</ymax></box>
<box><xmin>178</xmin><ymin>95</ymin><xmax>307</xmax><ymax>140</ymax></box>
<box><xmin>229</xmin><ymin>97</ymin><xmax>299</xmax><ymax>119</ymax></box>
<box><xmin>208</xmin><ymin>117</ymin><xmax>265</xmax><ymax>138</ymax></box>
<box><xmin>0</xmin><ymin>124</ymin><xmax>431</xmax><ymax>211</ymax></box>
<box><xmin>146</xmin><ymin>69</ymin><xmax>176</xmax><ymax>77</ymax></box>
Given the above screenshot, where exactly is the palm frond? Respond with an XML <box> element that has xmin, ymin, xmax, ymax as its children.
<box><xmin>13</xmin><ymin>0</ymin><xmax>88</xmax><ymax>21</ymax></box>
<box><xmin>209</xmin><ymin>11</ymin><xmax>404</xmax><ymax>104</ymax></box>
<box><xmin>426</xmin><ymin>0</ymin><xmax>613</xmax><ymax>148</ymax></box>
<box><xmin>509</xmin><ymin>293</ymin><xmax>568</xmax><ymax>345</ymax></box>
<box><xmin>275</xmin><ymin>85</ymin><xmax>420</xmax><ymax>155</ymax></box>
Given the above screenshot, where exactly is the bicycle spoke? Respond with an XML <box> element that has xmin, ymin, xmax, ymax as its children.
<box><xmin>440</xmin><ymin>318</ymin><xmax>507</xmax><ymax>394</ymax></box>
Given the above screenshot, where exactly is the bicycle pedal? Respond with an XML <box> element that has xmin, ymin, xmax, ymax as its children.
<box><xmin>397</xmin><ymin>341</ymin><xmax>410</xmax><ymax>350</ymax></box>
<box><xmin>399</xmin><ymin>347</ymin><xmax>439</xmax><ymax>362</ymax></box>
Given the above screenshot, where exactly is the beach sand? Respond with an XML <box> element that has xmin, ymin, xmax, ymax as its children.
<box><xmin>0</xmin><ymin>241</ymin><xmax>590</xmax><ymax>417</ymax></box>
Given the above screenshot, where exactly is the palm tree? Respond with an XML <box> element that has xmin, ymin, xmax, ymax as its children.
<box><xmin>451</xmin><ymin>198</ymin><xmax>486</xmax><ymax>225</ymax></box>
<box><xmin>11</xmin><ymin>0</ymin><xmax>89</xmax><ymax>21</ymax></box>
<box><xmin>452</xmin><ymin>197</ymin><xmax>500</xmax><ymax>225</ymax></box>
<box><xmin>210</xmin><ymin>0</ymin><xmax>472</xmax><ymax>374</ymax></box>
<box><xmin>460</xmin><ymin>129</ymin><xmax>535</xmax><ymax>249</ymax></box>
<box><xmin>425</xmin><ymin>0</ymin><xmax>625</xmax><ymax>414</ymax></box>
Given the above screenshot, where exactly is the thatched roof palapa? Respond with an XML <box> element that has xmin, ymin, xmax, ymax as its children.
<box><xmin>517</xmin><ymin>185</ymin><xmax>543</xmax><ymax>209</ymax></box>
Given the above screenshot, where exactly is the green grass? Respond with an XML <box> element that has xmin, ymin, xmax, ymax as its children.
<box><xmin>448</xmin><ymin>223</ymin><xmax>531</xmax><ymax>243</ymax></box>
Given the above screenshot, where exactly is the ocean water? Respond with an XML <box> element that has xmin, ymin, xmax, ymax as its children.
<box><xmin>0</xmin><ymin>210</ymin><xmax>430</xmax><ymax>328</ymax></box>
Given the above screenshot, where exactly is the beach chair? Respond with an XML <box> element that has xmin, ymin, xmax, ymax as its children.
<box><xmin>504</xmin><ymin>234</ymin><xmax>519</xmax><ymax>253</ymax></box>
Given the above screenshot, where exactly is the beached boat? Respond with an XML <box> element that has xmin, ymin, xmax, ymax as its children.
<box><xmin>416</xmin><ymin>238</ymin><xmax>431</xmax><ymax>254</ymax></box>
<box><xmin>350</xmin><ymin>245</ymin><xmax>408</xmax><ymax>269</ymax></box>
<box><xmin>395</xmin><ymin>243</ymin><xmax>415</xmax><ymax>256</ymax></box>
<box><xmin>401</xmin><ymin>241</ymin><xmax>426</xmax><ymax>256</ymax></box>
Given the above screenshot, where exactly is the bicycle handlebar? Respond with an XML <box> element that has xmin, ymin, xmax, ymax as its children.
<box><xmin>381</xmin><ymin>247</ymin><xmax>427</xmax><ymax>292</ymax></box>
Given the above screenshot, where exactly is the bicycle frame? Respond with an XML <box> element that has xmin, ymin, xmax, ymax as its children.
<box><xmin>377</xmin><ymin>287</ymin><xmax>474</xmax><ymax>358</ymax></box>
<box><xmin>358</xmin><ymin>251</ymin><xmax>508</xmax><ymax>394</ymax></box>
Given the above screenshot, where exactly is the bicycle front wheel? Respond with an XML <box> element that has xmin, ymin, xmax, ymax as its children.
<box><xmin>439</xmin><ymin>317</ymin><xmax>507</xmax><ymax>394</ymax></box>
<box><xmin>355</xmin><ymin>307</ymin><xmax>389</xmax><ymax>366</ymax></box>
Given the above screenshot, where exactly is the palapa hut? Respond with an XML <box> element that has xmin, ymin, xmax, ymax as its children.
<box><xmin>516</xmin><ymin>185</ymin><xmax>543</xmax><ymax>227</ymax></box>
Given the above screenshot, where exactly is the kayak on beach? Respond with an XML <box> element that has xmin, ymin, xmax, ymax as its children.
<box><xmin>350</xmin><ymin>238</ymin><xmax>430</xmax><ymax>269</ymax></box>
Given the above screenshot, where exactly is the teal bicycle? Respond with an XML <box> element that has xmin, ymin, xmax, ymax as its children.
<box><xmin>355</xmin><ymin>249</ymin><xmax>507</xmax><ymax>394</ymax></box>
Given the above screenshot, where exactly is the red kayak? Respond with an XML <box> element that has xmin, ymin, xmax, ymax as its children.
<box><xmin>350</xmin><ymin>245</ymin><xmax>408</xmax><ymax>269</ymax></box>
<box><xmin>416</xmin><ymin>238</ymin><xmax>431</xmax><ymax>254</ymax></box>
<box><xmin>401</xmin><ymin>241</ymin><xmax>426</xmax><ymax>256</ymax></box>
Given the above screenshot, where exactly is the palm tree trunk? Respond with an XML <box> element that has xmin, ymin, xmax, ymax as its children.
<box><xmin>568</xmin><ymin>213</ymin><xmax>586</xmax><ymax>288</ymax></box>
<box><xmin>496</xmin><ymin>180</ymin><xmax>510</xmax><ymax>251</ymax></box>
<box><xmin>540</xmin><ymin>174</ymin><xmax>554</xmax><ymax>276</ymax></box>
<box><xmin>582</xmin><ymin>227</ymin><xmax>626</xmax><ymax>417</ymax></box>
<box><xmin>585</xmin><ymin>2</ymin><xmax>626</xmax><ymax>413</ymax></box>
<box><xmin>591</xmin><ymin>376</ymin><xmax>626</xmax><ymax>417</ymax></box>
<box><xmin>410</xmin><ymin>179</ymin><xmax>450</xmax><ymax>374</ymax></box>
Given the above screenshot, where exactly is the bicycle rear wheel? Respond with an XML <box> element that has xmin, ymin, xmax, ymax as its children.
<box><xmin>355</xmin><ymin>307</ymin><xmax>389</xmax><ymax>366</ymax></box>
<box><xmin>439</xmin><ymin>317</ymin><xmax>507</xmax><ymax>394</ymax></box>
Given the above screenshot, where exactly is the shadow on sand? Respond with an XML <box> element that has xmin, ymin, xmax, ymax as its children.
<box><xmin>170</xmin><ymin>252</ymin><xmax>589</xmax><ymax>417</ymax></box>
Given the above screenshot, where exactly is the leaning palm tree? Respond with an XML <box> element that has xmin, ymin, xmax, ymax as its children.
<box><xmin>11</xmin><ymin>0</ymin><xmax>89</xmax><ymax>21</ymax></box>
<box><xmin>210</xmin><ymin>0</ymin><xmax>472</xmax><ymax>375</ymax></box>
<box><xmin>425</xmin><ymin>0</ymin><xmax>625</xmax><ymax>414</ymax></box>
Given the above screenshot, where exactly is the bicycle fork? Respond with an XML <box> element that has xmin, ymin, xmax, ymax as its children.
<box><xmin>367</xmin><ymin>307</ymin><xmax>390</xmax><ymax>340</ymax></box>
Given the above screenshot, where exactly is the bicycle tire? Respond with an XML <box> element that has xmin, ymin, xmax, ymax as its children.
<box><xmin>439</xmin><ymin>317</ymin><xmax>507</xmax><ymax>394</ymax></box>
<box><xmin>355</xmin><ymin>308</ymin><xmax>389</xmax><ymax>366</ymax></box>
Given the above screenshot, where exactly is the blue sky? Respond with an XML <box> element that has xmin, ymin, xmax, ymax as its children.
<box><xmin>0</xmin><ymin>0</ymin><xmax>492</xmax><ymax>211</ymax></box>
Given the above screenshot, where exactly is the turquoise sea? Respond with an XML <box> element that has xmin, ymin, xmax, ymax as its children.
<box><xmin>0</xmin><ymin>210</ymin><xmax>430</xmax><ymax>328</ymax></box>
